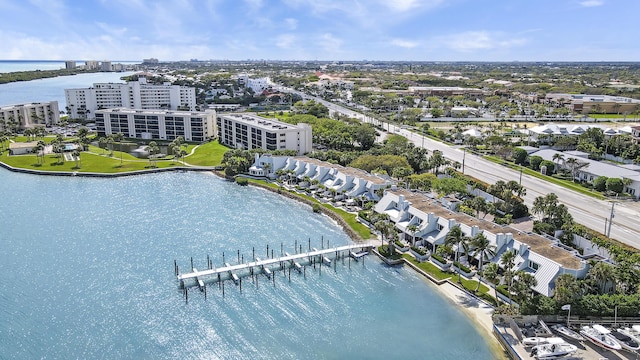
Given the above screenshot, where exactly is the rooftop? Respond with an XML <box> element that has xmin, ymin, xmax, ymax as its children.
<box><xmin>392</xmin><ymin>190</ymin><xmax>583</xmax><ymax>269</ymax></box>
<box><xmin>293</xmin><ymin>156</ymin><xmax>389</xmax><ymax>185</ymax></box>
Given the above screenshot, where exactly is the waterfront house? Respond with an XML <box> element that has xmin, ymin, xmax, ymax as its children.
<box><xmin>374</xmin><ymin>190</ymin><xmax>588</xmax><ymax>296</ymax></box>
<box><xmin>250</xmin><ymin>155</ymin><xmax>392</xmax><ymax>201</ymax></box>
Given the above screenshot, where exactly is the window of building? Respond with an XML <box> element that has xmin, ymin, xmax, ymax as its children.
<box><xmin>528</xmin><ymin>261</ymin><xmax>539</xmax><ymax>272</ymax></box>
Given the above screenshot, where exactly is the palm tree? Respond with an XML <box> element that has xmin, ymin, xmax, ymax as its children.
<box><xmin>500</xmin><ymin>250</ymin><xmax>517</xmax><ymax>303</ymax></box>
<box><xmin>36</xmin><ymin>140</ymin><xmax>46</xmax><ymax>164</ymax></box>
<box><xmin>106</xmin><ymin>135</ymin><xmax>114</xmax><ymax>156</ymax></box>
<box><xmin>444</xmin><ymin>225</ymin><xmax>471</xmax><ymax>283</ymax></box>
<box><xmin>32</xmin><ymin>142</ymin><xmax>44</xmax><ymax>165</ymax></box>
<box><xmin>375</xmin><ymin>218</ymin><xmax>395</xmax><ymax>256</ymax></box>
<box><xmin>513</xmin><ymin>271</ymin><xmax>537</xmax><ymax>304</ymax></box>
<box><xmin>471</xmin><ymin>233</ymin><xmax>496</xmax><ymax>292</ymax></box>
<box><xmin>407</xmin><ymin>224</ymin><xmax>419</xmax><ymax>247</ymax></box>
<box><xmin>588</xmin><ymin>261</ymin><xmax>615</xmax><ymax>294</ymax></box>
<box><xmin>145</xmin><ymin>141</ymin><xmax>160</xmax><ymax>167</ymax></box>
<box><xmin>482</xmin><ymin>262</ymin><xmax>501</xmax><ymax>303</ymax></box>
<box><xmin>72</xmin><ymin>148</ymin><xmax>81</xmax><ymax>168</ymax></box>
<box><xmin>552</xmin><ymin>153</ymin><xmax>565</xmax><ymax>170</ymax></box>
<box><xmin>263</xmin><ymin>162</ymin><xmax>272</xmax><ymax>178</ymax></box>
<box><xmin>112</xmin><ymin>133</ymin><xmax>125</xmax><ymax>166</ymax></box>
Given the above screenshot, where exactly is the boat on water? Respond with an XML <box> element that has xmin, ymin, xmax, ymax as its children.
<box><xmin>580</xmin><ymin>325</ymin><xmax>622</xmax><ymax>351</ymax></box>
<box><xmin>611</xmin><ymin>329</ymin><xmax>640</xmax><ymax>352</ymax></box>
<box><xmin>522</xmin><ymin>337</ymin><xmax>565</xmax><ymax>347</ymax></box>
<box><xmin>551</xmin><ymin>324</ymin><xmax>585</xmax><ymax>341</ymax></box>
<box><xmin>618</xmin><ymin>325</ymin><xmax>640</xmax><ymax>344</ymax></box>
<box><xmin>530</xmin><ymin>342</ymin><xmax>578</xmax><ymax>359</ymax></box>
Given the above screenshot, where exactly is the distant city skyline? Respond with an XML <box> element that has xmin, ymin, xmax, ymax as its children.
<box><xmin>1</xmin><ymin>0</ymin><xmax>638</xmax><ymax>62</ymax></box>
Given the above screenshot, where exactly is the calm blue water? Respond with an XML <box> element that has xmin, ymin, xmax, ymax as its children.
<box><xmin>0</xmin><ymin>170</ymin><xmax>495</xmax><ymax>359</ymax></box>
<box><xmin>0</xmin><ymin>60</ymin><xmax>140</xmax><ymax>73</ymax></box>
<box><xmin>0</xmin><ymin>71</ymin><xmax>135</xmax><ymax>111</ymax></box>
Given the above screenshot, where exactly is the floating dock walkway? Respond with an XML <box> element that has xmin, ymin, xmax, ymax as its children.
<box><xmin>176</xmin><ymin>244</ymin><xmax>373</xmax><ymax>297</ymax></box>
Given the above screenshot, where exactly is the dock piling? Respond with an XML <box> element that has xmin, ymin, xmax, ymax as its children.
<box><xmin>190</xmin><ymin>257</ymin><xmax>193</xmax><ymax>269</ymax></box>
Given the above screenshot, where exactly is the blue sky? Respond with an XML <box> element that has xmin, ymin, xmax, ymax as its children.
<box><xmin>1</xmin><ymin>0</ymin><xmax>638</xmax><ymax>62</ymax></box>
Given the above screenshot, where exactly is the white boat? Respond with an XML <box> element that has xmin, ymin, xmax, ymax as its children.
<box><xmin>522</xmin><ymin>337</ymin><xmax>565</xmax><ymax>347</ymax></box>
<box><xmin>551</xmin><ymin>324</ymin><xmax>585</xmax><ymax>341</ymax></box>
<box><xmin>530</xmin><ymin>342</ymin><xmax>578</xmax><ymax>359</ymax></box>
<box><xmin>618</xmin><ymin>325</ymin><xmax>640</xmax><ymax>344</ymax></box>
<box><xmin>580</xmin><ymin>325</ymin><xmax>622</xmax><ymax>351</ymax></box>
<box><xmin>611</xmin><ymin>329</ymin><xmax>640</xmax><ymax>352</ymax></box>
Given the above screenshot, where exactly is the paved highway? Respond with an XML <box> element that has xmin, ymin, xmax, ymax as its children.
<box><xmin>274</xmin><ymin>85</ymin><xmax>640</xmax><ymax>249</ymax></box>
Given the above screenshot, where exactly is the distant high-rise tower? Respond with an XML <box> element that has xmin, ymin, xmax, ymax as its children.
<box><xmin>65</xmin><ymin>60</ymin><xmax>76</xmax><ymax>70</ymax></box>
<box><xmin>85</xmin><ymin>60</ymin><xmax>99</xmax><ymax>70</ymax></box>
<box><xmin>101</xmin><ymin>61</ymin><xmax>112</xmax><ymax>72</ymax></box>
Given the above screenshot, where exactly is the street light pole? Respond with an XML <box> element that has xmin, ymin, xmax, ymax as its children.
<box><xmin>462</xmin><ymin>147</ymin><xmax>466</xmax><ymax>174</ymax></box>
<box><xmin>519</xmin><ymin>165</ymin><xmax>523</xmax><ymax>185</ymax></box>
<box><xmin>607</xmin><ymin>201</ymin><xmax>615</xmax><ymax>238</ymax></box>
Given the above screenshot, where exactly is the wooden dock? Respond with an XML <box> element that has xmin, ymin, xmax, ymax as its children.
<box><xmin>177</xmin><ymin>244</ymin><xmax>372</xmax><ymax>288</ymax></box>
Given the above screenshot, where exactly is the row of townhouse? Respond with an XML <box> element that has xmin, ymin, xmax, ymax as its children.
<box><xmin>374</xmin><ymin>190</ymin><xmax>589</xmax><ymax>297</ymax></box>
<box><xmin>249</xmin><ymin>155</ymin><xmax>392</xmax><ymax>201</ymax></box>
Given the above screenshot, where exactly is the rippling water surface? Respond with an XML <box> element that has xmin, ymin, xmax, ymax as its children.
<box><xmin>0</xmin><ymin>170</ymin><xmax>494</xmax><ymax>359</ymax></box>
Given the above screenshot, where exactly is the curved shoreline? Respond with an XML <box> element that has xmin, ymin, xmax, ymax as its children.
<box><xmin>0</xmin><ymin>160</ymin><xmax>216</xmax><ymax>177</ymax></box>
<box><xmin>1</xmin><ymin>163</ymin><xmax>505</xmax><ymax>357</ymax></box>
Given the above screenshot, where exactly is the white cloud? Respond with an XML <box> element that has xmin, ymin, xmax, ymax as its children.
<box><xmin>436</xmin><ymin>31</ymin><xmax>526</xmax><ymax>52</ymax></box>
<box><xmin>244</xmin><ymin>0</ymin><xmax>264</xmax><ymax>8</ymax></box>
<box><xmin>284</xmin><ymin>18</ymin><xmax>298</xmax><ymax>30</ymax></box>
<box><xmin>319</xmin><ymin>33</ymin><xmax>343</xmax><ymax>54</ymax></box>
<box><xmin>579</xmin><ymin>0</ymin><xmax>604</xmax><ymax>7</ymax></box>
<box><xmin>381</xmin><ymin>0</ymin><xmax>443</xmax><ymax>12</ymax></box>
<box><xmin>96</xmin><ymin>22</ymin><xmax>128</xmax><ymax>37</ymax></box>
<box><xmin>391</xmin><ymin>39</ymin><xmax>419</xmax><ymax>48</ymax></box>
<box><xmin>276</xmin><ymin>34</ymin><xmax>296</xmax><ymax>49</ymax></box>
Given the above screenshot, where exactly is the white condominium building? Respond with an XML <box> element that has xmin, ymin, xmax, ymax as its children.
<box><xmin>65</xmin><ymin>77</ymin><xmax>196</xmax><ymax>120</ymax></box>
<box><xmin>95</xmin><ymin>108</ymin><xmax>215</xmax><ymax>143</ymax></box>
<box><xmin>0</xmin><ymin>101</ymin><xmax>60</xmax><ymax>129</ymax></box>
<box><xmin>217</xmin><ymin>113</ymin><xmax>312</xmax><ymax>155</ymax></box>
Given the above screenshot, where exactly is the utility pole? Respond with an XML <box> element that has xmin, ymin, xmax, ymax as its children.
<box><xmin>462</xmin><ymin>147</ymin><xmax>466</xmax><ymax>174</ymax></box>
<box><xmin>607</xmin><ymin>201</ymin><xmax>615</xmax><ymax>238</ymax></box>
<box><xmin>519</xmin><ymin>165</ymin><xmax>523</xmax><ymax>185</ymax></box>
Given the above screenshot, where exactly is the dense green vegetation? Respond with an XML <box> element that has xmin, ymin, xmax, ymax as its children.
<box><xmin>0</xmin><ymin>68</ymin><xmax>102</xmax><ymax>84</ymax></box>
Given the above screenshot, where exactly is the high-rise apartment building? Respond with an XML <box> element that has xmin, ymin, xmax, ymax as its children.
<box><xmin>217</xmin><ymin>113</ymin><xmax>312</xmax><ymax>155</ymax></box>
<box><xmin>95</xmin><ymin>108</ymin><xmax>215</xmax><ymax>142</ymax></box>
<box><xmin>0</xmin><ymin>101</ymin><xmax>60</xmax><ymax>129</ymax></box>
<box><xmin>64</xmin><ymin>77</ymin><xmax>196</xmax><ymax>120</ymax></box>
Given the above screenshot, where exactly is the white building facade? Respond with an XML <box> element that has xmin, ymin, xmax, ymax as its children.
<box><xmin>0</xmin><ymin>101</ymin><xmax>60</xmax><ymax>129</ymax></box>
<box><xmin>217</xmin><ymin>114</ymin><xmax>312</xmax><ymax>155</ymax></box>
<box><xmin>374</xmin><ymin>190</ymin><xmax>588</xmax><ymax>297</ymax></box>
<box><xmin>95</xmin><ymin>108</ymin><xmax>215</xmax><ymax>142</ymax></box>
<box><xmin>249</xmin><ymin>155</ymin><xmax>391</xmax><ymax>201</ymax></box>
<box><xmin>65</xmin><ymin>78</ymin><xmax>196</xmax><ymax>120</ymax></box>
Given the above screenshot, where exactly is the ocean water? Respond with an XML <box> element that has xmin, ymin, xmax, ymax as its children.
<box><xmin>0</xmin><ymin>71</ymin><xmax>135</xmax><ymax>110</ymax></box>
<box><xmin>0</xmin><ymin>60</ymin><xmax>139</xmax><ymax>73</ymax></box>
<box><xmin>0</xmin><ymin>170</ymin><xmax>495</xmax><ymax>359</ymax></box>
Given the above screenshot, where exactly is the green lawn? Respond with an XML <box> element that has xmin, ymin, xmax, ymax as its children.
<box><xmin>183</xmin><ymin>140</ymin><xmax>228</xmax><ymax>166</ymax></box>
<box><xmin>403</xmin><ymin>255</ymin><xmax>451</xmax><ymax>280</ymax></box>
<box><xmin>402</xmin><ymin>255</ymin><xmax>497</xmax><ymax>306</ymax></box>
<box><xmin>590</xmin><ymin>114</ymin><xmax>640</xmax><ymax>119</ymax></box>
<box><xmin>1</xmin><ymin>147</ymin><xmax>183</xmax><ymax>173</ymax></box>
